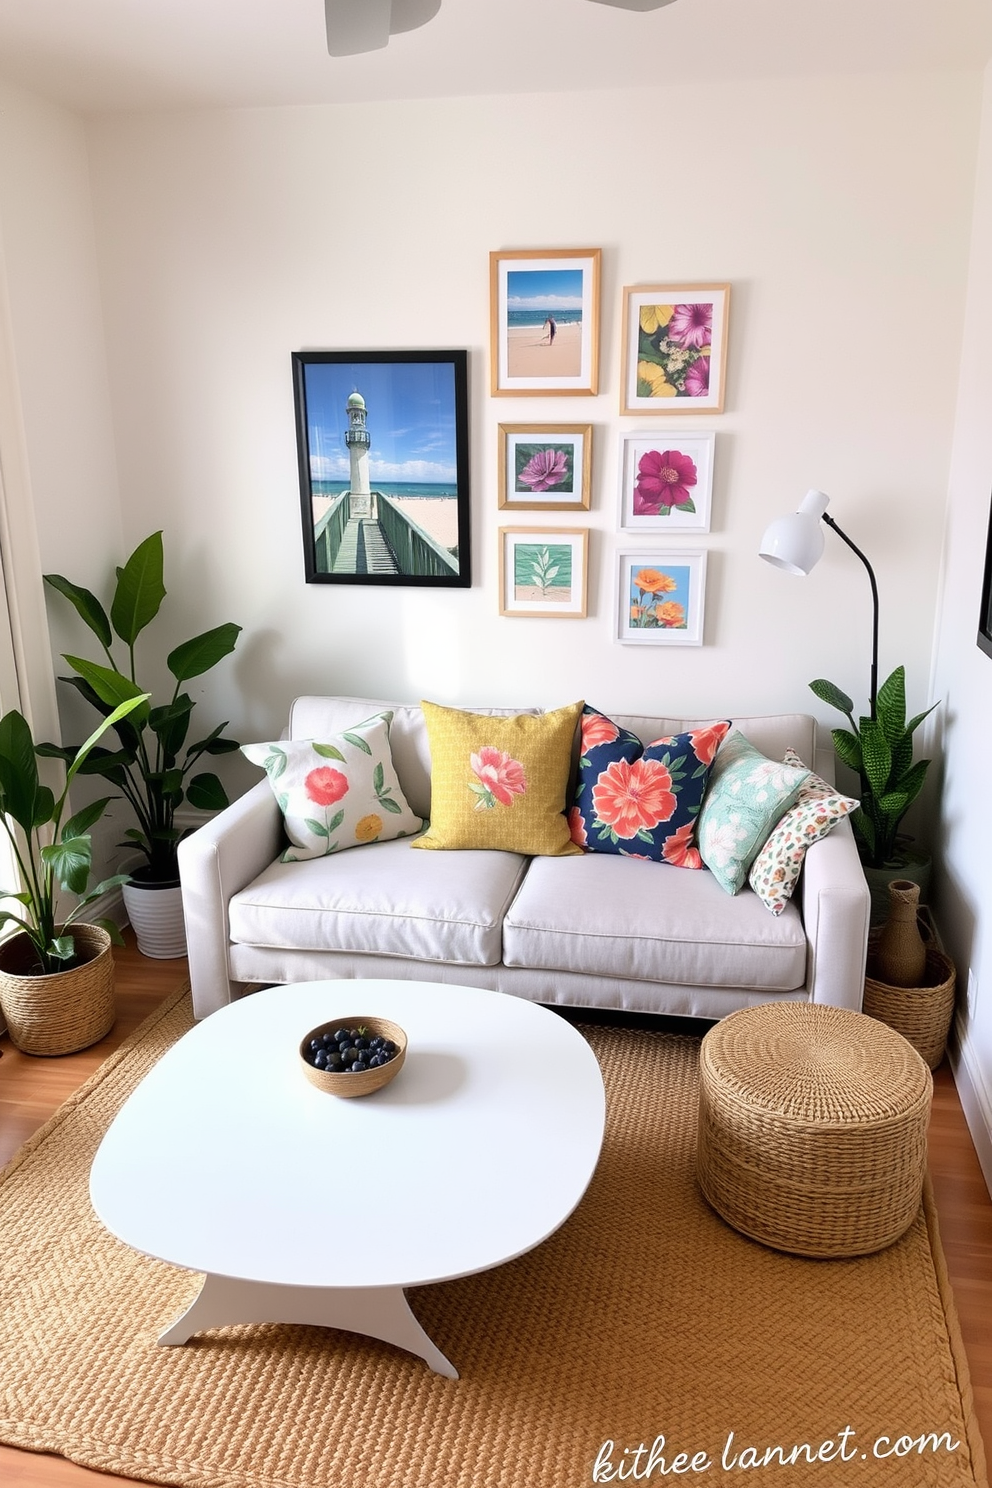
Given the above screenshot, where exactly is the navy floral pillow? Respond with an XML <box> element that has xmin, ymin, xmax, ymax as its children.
<box><xmin>568</xmin><ymin>706</ymin><xmax>731</xmax><ymax>866</ymax></box>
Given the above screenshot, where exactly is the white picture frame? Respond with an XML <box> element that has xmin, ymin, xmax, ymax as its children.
<box><xmin>616</xmin><ymin>550</ymin><xmax>707</xmax><ymax>646</ymax></box>
<box><xmin>619</xmin><ymin>431</ymin><xmax>715</xmax><ymax>533</ymax></box>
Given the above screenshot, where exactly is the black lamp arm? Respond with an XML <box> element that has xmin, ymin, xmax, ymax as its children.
<box><xmin>822</xmin><ymin>513</ymin><xmax>879</xmax><ymax>721</ymax></box>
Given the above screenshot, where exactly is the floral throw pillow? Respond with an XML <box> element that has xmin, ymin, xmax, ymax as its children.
<box><xmin>413</xmin><ymin>699</ymin><xmax>584</xmax><ymax>856</ymax></box>
<box><xmin>697</xmin><ymin>730</ymin><xmax>811</xmax><ymax>895</ymax></box>
<box><xmin>568</xmin><ymin>706</ymin><xmax>731</xmax><ymax>866</ymax></box>
<box><xmin>748</xmin><ymin>749</ymin><xmax>860</xmax><ymax>914</ymax></box>
<box><xmin>242</xmin><ymin>712</ymin><xmax>424</xmax><ymax>863</ymax></box>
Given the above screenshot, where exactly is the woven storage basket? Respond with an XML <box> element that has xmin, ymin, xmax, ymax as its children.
<box><xmin>863</xmin><ymin>932</ymin><xmax>956</xmax><ymax>1071</ymax></box>
<box><xmin>697</xmin><ymin>1002</ymin><xmax>932</xmax><ymax>1258</ymax></box>
<box><xmin>0</xmin><ymin>924</ymin><xmax>115</xmax><ymax>1056</ymax></box>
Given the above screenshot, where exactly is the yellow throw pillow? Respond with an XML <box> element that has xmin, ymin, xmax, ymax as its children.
<box><xmin>413</xmin><ymin>700</ymin><xmax>585</xmax><ymax>856</ymax></box>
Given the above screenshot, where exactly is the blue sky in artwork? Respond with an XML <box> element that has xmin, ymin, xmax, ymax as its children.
<box><xmin>304</xmin><ymin>360</ymin><xmax>457</xmax><ymax>484</ymax></box>
<box><xmin>506</xmin><ymin>267</ymin><xmax>584</xmax><ymax>313</ymax></box>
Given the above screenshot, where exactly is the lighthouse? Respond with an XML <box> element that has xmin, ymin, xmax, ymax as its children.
<box><xmin>344</xmin><ymin>390</ymin><xmax>371</xmax><ymax>500</ymax></box>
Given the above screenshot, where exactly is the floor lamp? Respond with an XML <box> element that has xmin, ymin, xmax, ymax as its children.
<box><xmin>758</xmin><ymin>489</ymin><xmax>880</xmax><ymax>721</ymax></box>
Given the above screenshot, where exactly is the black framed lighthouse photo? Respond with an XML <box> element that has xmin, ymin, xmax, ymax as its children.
<box><xmin>292</xmin><ymin>349</ymin><xmax>471</xmax><ymax>587</ymax></box>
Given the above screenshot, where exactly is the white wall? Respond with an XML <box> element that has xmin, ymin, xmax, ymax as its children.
<box><xmin>931</xmin><ymin>61</ymin><xmax>992</xmax><ymax>1189</ymax></box>
<box><xmin>80</xmin><ymin>73</ymin><xmax>979</xmax><ymax>802</ymax></box>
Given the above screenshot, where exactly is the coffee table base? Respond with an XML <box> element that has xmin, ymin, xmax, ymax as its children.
<box><xmin>158</xmin><ymin>1274</ymin><xmax>459</xmax><ymax>1378</ymax></box>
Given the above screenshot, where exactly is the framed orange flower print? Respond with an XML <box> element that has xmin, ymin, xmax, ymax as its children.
<box><xmin>617</xmin><ymin>551</ymin><xmax>707</xmax><ymax>646</ymax></box>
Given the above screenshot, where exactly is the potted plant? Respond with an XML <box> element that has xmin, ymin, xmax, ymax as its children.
<box><xmin>0</xmin><ymin>694</ymin><xmax>148</xmax><ymax>1054</ymax></box>
<box><xmin>41</xmin><ymin>532</ymin><xmax>241</xmax><ymax>958</ymax></box>
<box><xmin>809</xmin><ymin>664</ymin><xmax>937</xmax><ymax>920</ymax></box>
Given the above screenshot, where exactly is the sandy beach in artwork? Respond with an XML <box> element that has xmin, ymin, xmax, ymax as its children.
<box><xmin>506</xmin><ymin>320</ymin><xmax>582</xmax><ymax>380</ymax></box>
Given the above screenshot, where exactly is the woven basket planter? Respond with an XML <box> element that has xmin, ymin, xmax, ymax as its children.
<box><xmin>864</xmin><ymin>933</ymin><xmax>956</xmax><ymax>1071</ymax></box>
<box><xmin>697</xmin><ymin>1002</ymin><xmax>932</xmax><ymax>1258</ymax></box>
<box><xmin>0</xmin><ymin>924</ymin><xmax>115</xmax><ymax>1056</ymax></box>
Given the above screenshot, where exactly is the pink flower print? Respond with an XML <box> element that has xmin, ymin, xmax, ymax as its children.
<box><xmin>305</xmin><ymin>766</ymin><xmax>349</xmax><ymax>806</ymax></box>
<box><xmin>662</xmin><ymin>820</ymin><xmax>703</xmax><ymax>869</ymax></box>
<box><xmin>568</xmin><ymin>805</ymin><xmax>588</xmax><ymax>848</ymax></box>
<box><xmin>580</xmin><ymin>711</ymin><xmax>620</xmax><ymax>752</ymax></box>
<box><xmin>683</xmin><ymin>355</ymin><xmax>710</xmax><ymax>399</ymax></box>
<box><xmin>688</xmin><ymin>721</ymin><xmax>731</xmax><ymax>767</ymax></box>
<box><xmin>668</xmin><ymin>302</ymin><xmax>713</xmax><ymax>350</ymax></box>
<box><xmin>518</xmin><ymin>448</ymin><xmax>569</xmax><ymax>492</ymax></box>
<box><xmin>634</xmin><ymin>448</ymin><xmax>698</xmax><ymax>514</ymax></box>
<box><xmin>592</xmin><ymin>758</ymin><xmax>676</xmax><ymax>839</ymax></box>
<box><xmin>469</xmin><ymin>747</ymin><xmax>527</xmax><ymax>810</ymax></box>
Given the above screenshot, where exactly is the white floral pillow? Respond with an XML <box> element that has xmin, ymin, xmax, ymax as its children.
<box><xmin>697</xmin><ymin>730</ymin><xmax>810</xmax><ymax>894</ymax></box>
<box><xmin>748</xmin><ymin>749</ymin><xmax>860</xmax><ymax>914</ymax></box>
<box><xmin>242</xmin><ymin>712</ymin><xmax>424</xmax><ymax>862</ymax></box>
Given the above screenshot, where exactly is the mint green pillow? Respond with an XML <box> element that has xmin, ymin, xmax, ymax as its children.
<box><xmin>697</xmin><ymin>730</ymin><xmax>811</xmax><ymax>894</ymax></box>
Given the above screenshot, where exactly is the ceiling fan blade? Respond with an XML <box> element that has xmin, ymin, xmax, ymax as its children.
<box><xmin>389</xmin><ymin>0</ymin><xmax>442</xmax><ymax>37</ymax></box>
<box><xmin>325</xmin><ymin>0</ymin><xmax>391</xmax><ymax>55</ymax></box>
<box><xmin>586</xmin><ymin>0</ymin><xmax>677</xmax><ymax>9</ymax></box>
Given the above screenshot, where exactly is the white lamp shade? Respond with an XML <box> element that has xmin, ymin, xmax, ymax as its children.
<box><xmin>758</xmin><ymin>489</ymin><xmax>830</xmax><ymax>575</ymax></box>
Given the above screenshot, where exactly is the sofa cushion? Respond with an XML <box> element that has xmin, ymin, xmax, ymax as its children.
<box><xmin>502</xmin><ymin>853</ymin><xmax>807</xmax><ymax>990</ymax></box>
<box><xmin>748</xmin><ymin>748</ymin><xmax>860</xmax><ymax>915</ymax></box>
<box><xmin>413</xmin><ymin>699</ymin><xmax>584</xmax><ymax>857</ymax></box>
<box><xmin>569</xmin><ymin>704</ymin><xmax>731</xmax><ymax>865</ymax></box>
<box><xmin>697</xmin><ymin>730</ymin><xmax>811</xmax><ymax>894</ymax></box>
<box><xmin>228</xmin><ymin>835</ymin><xmax>528</xmax><ymax>967</ymax></box>
<box><xmin>242</xmin><ymin>712</ymin><xmax>423</xmax><ymax>862</ymax></box>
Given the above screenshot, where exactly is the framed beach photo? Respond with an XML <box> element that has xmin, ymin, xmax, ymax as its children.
<box><xmin>498</xmin><ymin>424</ymin><xmax>592</xmax><ymax>511</ymax></box>
<box><xmin>620</xmin><ymin>284</ymin><xmax>730</xmax><ymax>415</ymax></box>
<box><xmin>617</xmin><ymin>551</ymin><xmax>707</xmax><ymax>645</ymax></box>
<box><xmin>292</xmin><ymin>350</ymin><xmax>470</xmax><ymax>587</ymax></box>
<box><xmin>499</xmin><ymin>527</ymin><xmax>589</xmax><ymax>618</ymax></box>
<box><xmin>619</xmin><ymin>431</ymin><xmax>715</xmax><ymax>533</ymax></box>
<box><xmin>490</xmin><ymin>249</ymin><xmax>601</xmax><ymax>396</ymax></box>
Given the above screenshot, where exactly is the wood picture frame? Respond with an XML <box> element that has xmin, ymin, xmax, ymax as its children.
<box><xmin>499</xmin><ymin>527</ymin><xmax>589</xmax><ymax>618</ymax></box>
<box><xmin>292</xmin><ymin>349</ymin><xmax>470</xmax><ymax>587</ymax></box>
<box><xmin>620</xmin><ymin>284</ymin><xmax>730</xmax><ymax>415</ymax></box>
<box><xmin>498</xmin><ymin>424</ymin><xmax>593</xmax><ymax>511</ymax></box>
<box><xmin>490</xmin><ymin>249</ymin><xmax>601</xmax><ymax>396</ymax></box>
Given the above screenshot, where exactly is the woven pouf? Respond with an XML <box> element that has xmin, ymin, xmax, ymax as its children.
<box><xmin>696</xmin><ymin>1002</ymin><xmax>932</xmax><ymax>1258</ymax></box>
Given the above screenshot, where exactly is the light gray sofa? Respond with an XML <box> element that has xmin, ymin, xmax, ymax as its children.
<box><xmin>178</xmin><ymin>696</ymin><xmax>871</xmax><ymax>1022</ymax></box>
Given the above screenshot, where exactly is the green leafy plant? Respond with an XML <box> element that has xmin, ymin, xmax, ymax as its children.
<box><xmin>0</xmin><ymin>696</ymin><xmax>149</xmax><ymax>974</ymax></box>
<box><xmin>809</xmin><ymin>666</ymin><xmax>937</xmax><ymax>870</ymax></box>
<box><xmin>41</xmin><ymin>532</ymin><xmax>242</xmax><ymax>886</ymax></box>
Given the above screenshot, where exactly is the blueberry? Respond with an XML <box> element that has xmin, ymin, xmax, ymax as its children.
<box><xmin>369</xmin><ymin>1037</ymin><xmax>384</xmax><ymax>1050</ymax></box>
<box><xmin>333</xmin><ymin>1029</ymin><xmax>348</xmax><ymax>1043</ymax></box>
<box><xmin>314</xmin><ymin>1050</ymin><xmax>328</xmax><ymax>1068</ymax></box>
<box><xmin>340</xmin><ymin>1047</ymin><xmax>357</xmax><ymax>1065</ymax></box>
<box><xmin>309</xmin><ymin>1037</ymin><xmax>323</xmax><ymax>1053</ymax></box>
<box><xmin>354</xmin><ymin>1037</ymin><xmax>368</xmax><ymax>1050</ymax></box>
<box><xmin>352</xmin><ymin>1060</ymin><xmax>368</xmax><ymax>1073</ymax></box>
<box><xmin>382</xmin><ymin>1040</ymin><xmax>396</xmax><ymax>1055</ymax></box>
<box><xmin>326</xmin><ymin>1051</ymin><xmax>343</xmax><ymax>1068</ymax></box>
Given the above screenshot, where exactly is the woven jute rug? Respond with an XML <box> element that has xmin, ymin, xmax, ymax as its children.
<box><xmin>1</xmin><ymin>986</ymin><xmax>987</xmax><ymax>1488</ymax></box>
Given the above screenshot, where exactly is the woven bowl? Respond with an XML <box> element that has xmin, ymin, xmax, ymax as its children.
<box><xmin>299</xmin><ymin>1015</ymin><xmax>407</xmax><ymax>1097</ymax></box>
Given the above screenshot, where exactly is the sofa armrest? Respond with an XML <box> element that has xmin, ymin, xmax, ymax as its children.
<box><xmin>799</xmin><ymin>815</ymin><xmax>870</xmax><ymax>1010</ymax></box>
<box><xmin>178</xmin><ymin>780</ymin><xmax>284</xmax><ymax>1019</ymax></box>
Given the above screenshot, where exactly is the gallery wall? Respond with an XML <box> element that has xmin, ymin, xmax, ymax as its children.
<box><xmin>68</xmin><ymin>71</ymin><xmax>979</xmax><ymax>795</ymax></box>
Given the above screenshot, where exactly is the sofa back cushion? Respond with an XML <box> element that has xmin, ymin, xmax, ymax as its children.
<box><xmin>288</xmin><ymin>698</ymin><xmax>820</xmax><ymax>826</ymax></box>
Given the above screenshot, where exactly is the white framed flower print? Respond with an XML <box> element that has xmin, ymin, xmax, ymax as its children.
<box><xmin>619</xmin><ymin>430</ymin><xmax>715</xmax><ymax>532</ymax></box>
<box><xmin>617</xmin><ymin>550</ymin><xmax>707</xmax><ymax>645</ymax></box>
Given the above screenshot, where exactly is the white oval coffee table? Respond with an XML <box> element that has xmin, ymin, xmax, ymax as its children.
<box><xmin>90</xmin><ymin>979</ymin><xmax>605</xmax><ymax>1378</ymax></box>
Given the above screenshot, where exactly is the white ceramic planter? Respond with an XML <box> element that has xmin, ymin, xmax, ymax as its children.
<box><xmin>122</xmin><ymin>880</ymin><xmax>188</xmax><ymax>959</ymax></box>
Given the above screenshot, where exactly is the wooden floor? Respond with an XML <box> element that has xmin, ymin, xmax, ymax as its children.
<box><xmin>1</xmin><ymin>937</ymin><xmax>990</xmax><ymax>1486</ymax></box>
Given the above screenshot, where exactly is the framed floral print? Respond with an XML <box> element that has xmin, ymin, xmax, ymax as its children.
<box><xmin>490</xmin><ymin>249</ymin><xmax>601</xmax><ymax>396</ymax></box>
<box><xmin>499</xmin><ymin>527</ymin><xmax>589</xmax><ymax>618</ymax></box>
<box><xmin>498</xmin><ymin>424</ymin><xmax>592</xmax><ymax>511</ymax></box>
<box><xmin>619</xmin><ymin>430</ymin><xmax>715</xmax><ymax>532</ymax></box>
<box><xmin>617</xmin><ymin>551</ymin><xmax>707</xmax><ymax>645</ymax></box>
<box><xmin>620</xmin><ymin>284</ymin><xmax>730</xmax><ymax>415</ymax></box>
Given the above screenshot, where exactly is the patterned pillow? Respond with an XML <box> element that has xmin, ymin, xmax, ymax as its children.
<box><xmin>242</xmin><ymin>711</ymin><xmax>424</xmax><ymax>862</ymax></box>
<box><xmin>568</xmin><ymin>706</ymin><xmax>731</xmax><ymax>866</ymax></box>
<box><xmin>412</xmin><ymin>699</ymin><xmax>584</xmax><ymax>856</ymax></box>
<box><xmin>697</xmin><ymin>730</ymin><xmax>811</xmax><ymax>894</ymax></box>
<box><xmin>748</xmin><ymin>748</ymin><xmax>860</xmax><ymax>914</ymax></box>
